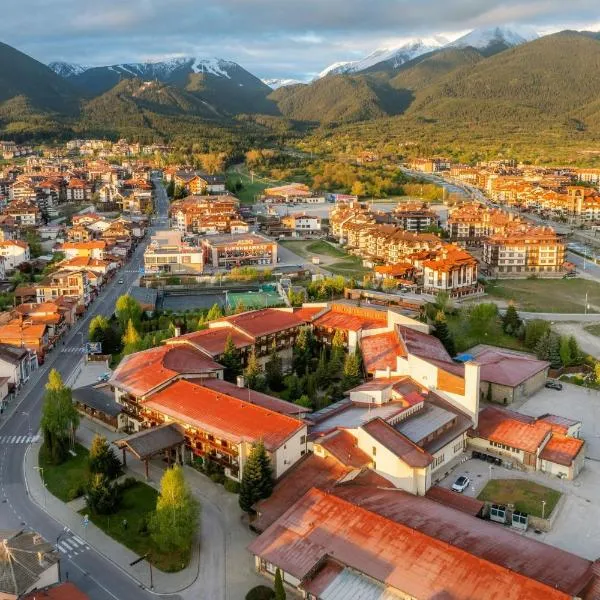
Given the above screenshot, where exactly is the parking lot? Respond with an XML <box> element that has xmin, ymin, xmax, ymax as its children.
<box><xmin>436</xmin><ymin>382</ymin><xmax>600</xmax><ymax>559</ymax></box>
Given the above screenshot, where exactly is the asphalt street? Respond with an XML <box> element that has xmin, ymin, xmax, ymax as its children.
<box><xmin>0</xmin><ymin>178</ymin><xmax>178</xmax><ymax>600</ymax></box>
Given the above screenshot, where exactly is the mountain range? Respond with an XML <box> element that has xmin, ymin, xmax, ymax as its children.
<box><xmin>1</xmin><ymin>26</ymin><xmax>600</xmax><ymax>151</ymax></box>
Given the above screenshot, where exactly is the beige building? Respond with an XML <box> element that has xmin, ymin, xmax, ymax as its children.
<box><xmin>144</xmin><ymin>230</ymin><xmax>203</xmax><ymax>275</ymax></box>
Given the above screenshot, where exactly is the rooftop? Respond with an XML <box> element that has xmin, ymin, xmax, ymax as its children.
<box><xmin>249</xmin><ymin>488</ymin><xmax>585</xmax><ymax>600</ymax></box>
<box><xmin>110</xmin><ymin>344</ymin><xmax>223</xmax><ymax>397</ymax></box>
<box><xmin>216</xmin><ymin>308</ymin><xmax>305</xmax><ymax>338</ymax></box>
<box><xmin>539</xmin><ymin>434</ymin><xmax>585</xmax><ymax>467</ymax></box>
<box><xmin>472</xmin><ymin>346</ymin><xmax>549</xmax><ymax>387</ymax></box>
<box><xmin>144</xmin><ymin>380</ymin><xmax>304</xmax><ymax>451</ymax></box>
<box><xmin>360</xmin><ymin>331</ymin><xmax>406</xmax><ymax>373</ymax></box>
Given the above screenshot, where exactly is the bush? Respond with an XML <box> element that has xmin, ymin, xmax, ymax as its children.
<box><xmin>210</xmin><ymin>473</ymin><xmax>226</xmax><ymax>485</ymax></box>
<box><xmin>224</xmin><ymin>479</ymin><xmax>240</xmax><ymax>494</ymax></box>
<box><xmin>118</xmin><ymin>477</ymin><xmax>138</xmax><ymax>491</ymax></box>
<box><xmin>67</xmin><ymin>483</ymin><xmax>86</xmax><ymax>501</ymax></box>
<box><xmin>246</xmin><ymin>586</ymin><xmax>275</xmax><ymax>600</ymax></box>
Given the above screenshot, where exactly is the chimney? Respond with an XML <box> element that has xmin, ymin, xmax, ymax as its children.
<box><xmin>464</xmin><ymin>361</ymin><xmax>481</xmax><ymax>427</ymax></box>
<box><xmin>236</xmin><ymin>375</ymin><xmax>245</xmax><ymax>388</ymax></box>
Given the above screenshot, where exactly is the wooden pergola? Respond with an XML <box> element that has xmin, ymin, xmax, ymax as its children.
<box><xmin>115</xmin><ymin>423</ymin><xmax>185</xmax><ymax>480</ymax></box>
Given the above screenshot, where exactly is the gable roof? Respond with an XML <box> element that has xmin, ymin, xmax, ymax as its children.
<box><xmin>110</xmin><ymin>344</ymin><xmax>222</xmax><ymax>397</ymax></box>
<box><xmin>473</xmin><ymin>347</ymin><xmax>549</xmax><ymax>387</ymax></box>
<box><xmin>143</xmin><ymin>380</ymin><xmax>304</xmax><ymax>451</ymax></box>
<box><xmin>249</xmin><ymin>488</ymin><xmax>586</xmax><ymax>600</ymax></box>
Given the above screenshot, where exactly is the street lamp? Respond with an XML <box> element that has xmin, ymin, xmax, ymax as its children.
<box><xmin>541</xmin><ymin>500</ymin><xmax>546</xmax><ymax>520</ymax></box>
<box><xmin>33</xmin><ymin>466</ymin><xmax>46</xmax><ymax>506</ymax></box>
<box><xmin>488</xmin><ymin>464</ymin><xmax>493</xmax><ymax>481</ymax></box>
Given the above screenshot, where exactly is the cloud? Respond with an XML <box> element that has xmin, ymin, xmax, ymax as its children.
<box><xmin>1</xmin><ymin>0</ymin><xmax>599</xmax><ymax>79</ymax></box>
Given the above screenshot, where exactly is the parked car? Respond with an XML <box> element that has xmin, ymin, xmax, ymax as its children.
<box><xmin>451</xmin><ymin>475</ymin><xmax>471</xmax><ymax>493</ymax></box>
<box><xmin>97</xmin><ymin>372</ymin><xmax>110</xmax><ymax>382</ymax></box>
<box><xmin>118</xmin><ymin>278</ymin><xmax>124</xmax><ymax>284</ymax></box>
<box><xmin>545</xmin><ymin>380</ymin><xmax>563</xmax><ymax>391</ymax></box>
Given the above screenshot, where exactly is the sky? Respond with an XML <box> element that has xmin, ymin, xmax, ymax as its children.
<box><xmin>2</xmin><ymin>0</ymin><xmax>599</xmax><ymax>80</ymax></box>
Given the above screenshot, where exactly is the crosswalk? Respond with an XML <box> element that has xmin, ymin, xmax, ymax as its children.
<box><xmin>56</xmin><ymin>534</ymin><xmax>90</xmax><ymax>558</ymax></box>
<box><xmin>62</xmin><ymin>347</ymin><xmax>87</xmax><ymax>353</ymax></box>
<box><xmin>0</xmin><ymin>434</ymin><xmax>40</xmax><ymax>444</ymax></box>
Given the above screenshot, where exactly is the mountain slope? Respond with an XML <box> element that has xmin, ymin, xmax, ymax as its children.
<box><xmin>0</xmin><ymin>42</ymin><xmax>80</xmax><ymax>115</ymax></box>
<box><xmin>448</xmin><ymin>25</ymin><xmax>539</xmax><ymax>56</ymax></box>
<box><xmin>319</xmin><ymin>38</ymin><xmax>447</xmax><ymax>78</ymax></box>
<box><xmin>52</xmin><ymin>57</ymin><xmax>277</xmax><ymax>115</ymax></box>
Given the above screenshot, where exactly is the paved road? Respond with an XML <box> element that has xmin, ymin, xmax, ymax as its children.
<box><xmin>0</xmin><ymin>185</ymin><xmax>175</xmax><ymax>600</ymax></box>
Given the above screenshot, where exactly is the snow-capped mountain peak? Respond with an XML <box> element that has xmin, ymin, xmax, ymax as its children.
<box><xmin>48</xmin><ymin>61</ymin><xmax>89</xmax><ymax>77</ymax></box>
<box><xmin>190</xmin><ymin>58</ymin><xmax>237</xmax><ymax>78</ymax></box>
<box><xmin>317</xmin><ymin>37</ymin><xmax>447</xmax><ymax>79</ymax></box>
<box><xmin>448</xmin><ymin>25</ymin><xmax>539</xmax><ymax>50</ymax></box>
<box><xmin>262</xmin><ymin>78</ymin><xmax>303</xmax><ymax>90</ymax></box>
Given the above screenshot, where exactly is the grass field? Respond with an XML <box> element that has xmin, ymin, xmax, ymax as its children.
<box><xmin>226</xmin><ymin>170</ymin><xmax>268</xmax><ymax>204</ymax></box>
<box><xmin>82</xmin><ymin>481</ymin><xmax>190</xmax><ymax>572</ymax></box>
<box><xmin>325</xmin><ymin>257</ymin><xmax>370</xmax><ymax>276</ymax></box>
<box><xmin>279</xmin><ymin>240</ymin><xmax>346</xmax><ymax>260</ymax></box>
<box><xmin>228</xmin><ymin>290</ymin><xmax>283</xmax><ymax>309</ymax></box>
<box><xmin>39</xmin><ymin>443</ymin><xmax>89</xmax><ymax>502</ymax></box>
<box><xmin>584</xmin><ymin>323</ymin><xmax>600</xmax><ymax>337</ymax></box>
<box><xmin>478</xmin><ymin>479</ymin><xmax>561</xmax><ymax>518</ymax></box>
<box><xmin>446</xmin><ymin>314</ymin><xmax>525</xmax><ymax>354</ymax></box>
<box><xmin>485</xmin><ymin>279</ymin><xmax>600</xmax><ymax>313</ymax></box>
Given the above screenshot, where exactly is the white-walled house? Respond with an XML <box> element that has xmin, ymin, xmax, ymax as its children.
<box><xmin>0</xmin><ymin>240</ymin><xmax>29</xmax><ymax>271</ymax></box>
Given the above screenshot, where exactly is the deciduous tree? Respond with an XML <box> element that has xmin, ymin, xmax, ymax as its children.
<box><xmin>115</xmin><ymin>295</ymin><xmax>142</xmax><ymax>329</ymax></box>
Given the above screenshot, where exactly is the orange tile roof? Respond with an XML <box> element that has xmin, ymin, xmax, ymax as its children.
<box><xmin>313</xmin><ymin>306</ymin><xmax>387</xmax><ymax>333</ymax></box>
<box><xmin>292</xmin><ymin>306</ymin><xmax>325</xmax><ymax>322</ymax></box>
<box><xmin>249</xmin><ymin>488</ymin><xmax>579</xmax><ymax>600</ymax></box>
<box><xmin>111</xmin><ymin>345</ymin><xmax>222</xmax><ymax>397</ymax></box>
<box><xmin>144</xmin><ymin>380</ymin><xmax>304</xmax><ymax>451</ymax></box>
<box><xmin>61</xmin><ymin>241</ymin><xmax>106</xmax><ymax>250</ymax></box>
<box><xmin>473</xmin><ymin>406</ymin><xmax>550</xmax><ymax>453</ymax></box>
<box><xmin>23</xmin><ymin>582</ymin><xmax>89</xmax><ymax>600</ymax></box>
<box><xmin>539</xmin><ymin>434</ymin><xmax>585</xmax><ymax>467</ymax></box>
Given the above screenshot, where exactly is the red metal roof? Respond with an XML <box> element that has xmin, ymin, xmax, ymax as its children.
<box><xmin>144</xmin><ymin>380</ymin><xmax>304</xmax><ymax>451</ymax></box>
<box><xmin>474</xmin><ymin>347</ymin><xmax>549</xmax><ymax>387</ymax></box>
<box><xmin>330</xmin><ymin>485</ymin><xmax>594</xmax><ymax>596</ymax></box>
<box><xmin>201</xmin><ymin>378</ymin><xmax>310</xmax><ymax>417</ymax></box>
<box><xmin>23</xmin><ymin>582</ymin><xmax>89</xmax><ymax>599</ymax></box>
<box><xmin>314</xmin><ymin>310</ymin><xmax>386</xmax><ymax>332</ymax></box>
<box><xmin>253</xmin><ymin>454</ymin><xmax>351</xmax><ymax>532</ymax></box>
<box><xmin>171</xmin><ymin>327</ymin><xmax>254</xmax><ymax>356</ymax></box>
<box><xmin>292</xmin><ymin>306</ymin><xmax>325</xmax><ymax>322</ymax></box>
<box><xmin>110</xmin><ymin>345</ymin><xmax>222</xmax><ymax>397</ymax></box>
<box><xmin>397</xmin><ymin>325</ymin><xmax>452</xmax><ymax>362</ymax></box>
<box><xmin>538</xmin><ymin>413</ymin><xmax>580</xmax><ymax>434</ymax></box>
<box><xmin>318</xmin><ymin>430</ymin><xmax>373</xmax><ymax>468</ymax></box>
<box><xmin>217</xmin><ymin>308</ymin><xmax>304</xmax><ymax>337</ymax></box>
<box><xmin>425</xmin><ymin>485</ymin><xmax>485</xmax><ymax>516</ymax></box>
<box><xmin>540</xmin><ymin>434</ymin><xmax>585</xmax><ymax>467</ymax></box>
<box><xmin>474</xmin><ymin>406</ymin><xmax>550</xmax><ymax>453</ymax></box>
<box><xmin>362</xmin><ymin>418</ymin><xmax>433</xmax><ymax>468</ymax></box>
<box><xmin>249</xmin><ymin>487</ymin><xmax>586</xmax><ymax>600</ymax></box>
<box><xmin>360</xmin><ymin>331</ymin><xmax>406</xmax><ymax>373</ymax></box>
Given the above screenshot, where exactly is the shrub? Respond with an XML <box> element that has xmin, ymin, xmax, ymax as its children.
<box><xmin>210</xmin><ymin>473</ymin><xmax>226</xmax><ymax>485</ymax></box>
<box><xmin>67</xmin><ymin>483</ymin><xmax>86</xmax><ymax>501</ymax></box>
<box><xmin>224</xmin><ymin>479</ymin><xmax>240</xmax><ymax>494</ymax></box>
<box><xmin>118</xmin><ymin>477</ymin><xmax>138</xmax><ymax>491</ymax></box>
<box><xmin>246</xmin><ymin>586</ymin><xmax>275</xmax><ymax>600</ymax></box>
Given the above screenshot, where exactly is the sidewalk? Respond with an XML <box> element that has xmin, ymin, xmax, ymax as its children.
<box><xmin>26</xmin><ymin>419</ymin><xmax>263</xmax><ymax>599</ymax></box>
<box><xmin>24</xmin><ymin>440</ymin><xmax>201</xmax><ymax>595</ymax></box>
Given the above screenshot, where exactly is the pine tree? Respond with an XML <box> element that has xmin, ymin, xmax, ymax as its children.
<box><xmin>221</xmin><ymin>334</ymin><xmax>242</xmax><ymax>382</ymax></box>
<box><xmin>206</xmin><ymin>303</ymin><xmax>223</xmax><ymax>321</ymax></box>
<box><xmin>265</xmin><ymin>343</ymin><xmax>283</xmax><ymax>391</ymax></box>
<box><xmin>286</xmin><ymin>375</ymin><xmax>302</xmax><ymax>401</ymax></box>
<box><xmin>244</xmin><ymin>349</ymin><xmax>262</xmax><ymax>389</ymax></box>
<box><xmin>89</xmin><ymin>434</ymin><xmax>122</xmax><ymax>480</ymax></box>
<box><xmin>548</xmin><ymin>333</ymin><xmax>562</xmax><ymax>369</ymax></box>
<box><xmin>239</xmin><ymin>441</ymin><xmax>273</xmax><ymax>513</ymax></box>
<box><xmin>331</xmin><ymin>330</ymin><xmax>346</xmax><ymax>362</ymax></box>
<box><xmin>341</xmin><ymin>352</ymin><xmax>362</xmax><ymax>391</ymax></box>
<box><xmin>502</xmin><ymin>304</ymin><xmax>521</xmax><ymax>335</ymax></box>
<box><xmin>292</xmin><ymin>327</ymin><xmax>311</xmax><ymax>376</ymax></box>
<box><xmin>274</xmin><ymin>568</ymin><xmax>286</xmax><ymax>600</ymax></box>
<box><xmin>568</xmin><ymin>335</ymin><xmax>581</xmax><ymax>365</ymax></box>
<box><xmin>315</xmin><ymin>348</ymin><xmax>329</xmax><ymax>387</ymax></box>
<box><xmin>433</xmin><ymin>311</ymin><xmax>456</xmax><ymax>357</ymax></box>
<box><xmin>559</xmin><ymin>336</ymin><xmax>572</xmax><ymax>367</ymax></box>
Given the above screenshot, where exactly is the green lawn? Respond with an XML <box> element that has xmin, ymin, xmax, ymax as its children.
<box><xmin>478</xmin><ymin>479</ymin><xmax>561</xmax><ymax>518</ymax></box>
<box><xmin>485</xmin><ymin>279</ymin><xmax>600</xmax><ymax>313</ymax></box>
<box><xmin>446</xmin><ymin>315</ymin><xmax>525</xmax><ymax>354</ymax></box>
<box><xmin>82</xmin><ymin>481</ymin><xmax>190</xmax><ymax>572</ymax></box>
<box><xmin>306</xmin><ymin>240</ymin><xmax>347</xmax><ymax>258</ymax></box>
<box><xmin>584</xmin><ymin>323</ymin><xmax>600</xmax><ymax>337</ymax></box>
<box><xmin>226</xmin><ymin>170</ymin><xmax>268</xmax><ymax>204</ymax></box>
<box><xmin>39</xmin><ymin>443</ymin><xmax>89</xmax><ymax>502</ymax></box>
<box><xmin>325</xmin><ymin>258</ymin><xmax>370</xmax><ymax>276</ymax></box>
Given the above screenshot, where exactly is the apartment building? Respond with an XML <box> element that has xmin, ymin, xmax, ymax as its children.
<box><xmin>280</xmin><ymin>213</ymin><xmax>322</xmax><ymax>236</ymax></box>
<box><xmin>202</xmin><ymin>233</ymin><xmax>277</xmax><ymax>269</ymax></box>
<box><xmin>35</xmin><ymin>269</ymin><xmax>91</xmax><ymax>306</ymax></box>
<box><xmin>422</xmin><ymin>245</ymin><xmax>480</xmax><ymax>297</ymax></box>
<box><xmin>143</xmin><ymin>230</ymin><xmax>203</xmax><ymax>274</ymax></box>
<box><xmin>170</xmin><ymin>195</ymin><xmax>243</xmax><ymax>234</ymax></box>
<box><xmin>0</xmin><ymin>240</ymin><xmax>29</xmax><ymax>271</ymax></box>
<box><xmin>483</xmin><ymin>226</ymin><xmax>565</xmax><ymax>276</ymax></box>
<box><xmin>392</xmin><ymin>202</ymin><xmax>438</xmax><ymax>232</ymax></box>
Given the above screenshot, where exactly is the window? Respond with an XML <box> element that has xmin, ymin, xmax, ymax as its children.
<box><xmin>372</xmin><ymin>446</ymin><xmax>377</xmax><ymax>456</ymax></box>
<box><xmin>300</xmin><ymin>435</ymin><xmax>306</xmax><ymax>445</ymax></box>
